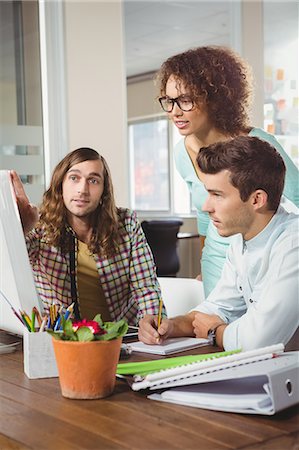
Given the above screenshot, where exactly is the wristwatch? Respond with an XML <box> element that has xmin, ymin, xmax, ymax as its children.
<box><xmin>207</xmin><ymin>323</ymin><xmax>224</xmax><ymax>346</ymax></box>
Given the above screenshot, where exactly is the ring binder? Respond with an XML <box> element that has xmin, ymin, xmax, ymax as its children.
<box><xmin>148</xmin><ymin>351</ymin><xmax>299</xmax><ymax>415</ymax></box>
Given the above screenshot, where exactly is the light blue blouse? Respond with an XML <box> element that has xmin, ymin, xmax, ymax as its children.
<box><xmin>174</xmin><ymin>128</ymin><xmax>299</xmax><ymax>297</ymax></box>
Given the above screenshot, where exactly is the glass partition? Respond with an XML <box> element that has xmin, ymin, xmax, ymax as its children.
<box><xmin>0</xmin><ymin>0</ymin><xmax>44</xmax><ymax>203</ymax></box>
<box><xmin>263</xmin><ymin>1</ymin><xmax>298</xmax><ymax>167</ymax></box>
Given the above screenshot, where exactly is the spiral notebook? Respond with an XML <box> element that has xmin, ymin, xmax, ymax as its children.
<box><xmin>128</xmin><ymin>344</ymin><xmax>284</xmax><ymax>391</ymax></box>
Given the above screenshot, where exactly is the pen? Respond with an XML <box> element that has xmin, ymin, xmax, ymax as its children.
<box><xmin>67</xmin><ymin>302</ymin><xmax>74</xmax><ymax>312</ymax></box>
<box><xmin>22</xmin><ymin>310</ymin><xmax>32</xmax><ymax>329</ymax></box>
<box><xmin>33</xmin><ymin>306</ymin><xmax>42</xmax><ymax>327</ymax></box>
<box><xmin>39</xmin><ymin>316</ymin><xmax>47</xmax><ymax>332</ymax></box>
<box><xmin>54</xmin><ymin>315</ymin><xmax>62</xmax><ymax>331</ymax></box>
<box><xmin>53</xmin><ymin>305</ymin><xmax>64</xmax><ymax>330</ymax></box>
<box><xmin>49</xmin><ymin>304</ymin><xmax>55</xmax><ymax>327</ymax></box>
<box><xmin>157</xmin><ymin>298</ymin><xmax>163</xmax><ymax>329</ymax></box>
<box><xmin>0</xmin><ymin>288</ymin><xmax>26</xmax><ymax>327</ymax></box>
<box><xmin>64</xmin><ymin>302</ymin><xmax>74</xmax><ymax>321</ymax></box>
<box><xmin>20</xmin><ymin>312</ymin><xmax>32</xmax><ymax>332</ymax></box>
<box><xmin>31</xmin><ymin>309</ymin><xmax>36</xmax><ymax>332</ymax></box>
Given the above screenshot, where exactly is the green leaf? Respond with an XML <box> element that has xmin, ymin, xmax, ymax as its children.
<box><xmin>62</xmin><ymin>331</ymin><xmax>78</xmax><ymax>341</ymax></box>
<box><xmin>116</xmin><ymin>320</ymin><xmax>128</xmax><ymax>337</ymax></box>
<box><xmin>93</xmin><ymin>314</ymin><xmax>104</xmax><ymax>327</ymax></box>
<box><xmin>47</xmin><ymin>329</ymin><xmax>60</xmax><ymax>340</ymax></box>
<box><xmin>47</xmin><ymin>313</ymin><xmax>128</xmax><ymax>341</ymax></box>
<box><xmin>62</xmin><ymin>319</ymin><xmax>77</xmax><ymax>341</ymax></box>
<box><xmin>103</xmin><ymin>320</ymin><xmax>128</xmax><ymax>340</ymax></box>
<box><xmin>64</xmin><ymin>319</ymin><xmax>74</xmax><ymax>333</ymax></box>
<box><xmin>76</xmin><ymin>327</ymin><xmax>95</xmax><ymax>342</ymax></box>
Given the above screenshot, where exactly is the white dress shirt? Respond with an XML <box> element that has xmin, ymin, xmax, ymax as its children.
<box><xmin>193</xmin><ymin>206</ymin><xmax>299</xmax><ymax>351</ymax></box>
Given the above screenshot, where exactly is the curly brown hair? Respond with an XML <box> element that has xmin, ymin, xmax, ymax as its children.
<box><xmin>156</xmin><ymin>46</ymin><xmax>253</xmax><ymax>135</ymax></box>
<box><xmin>38</xmin><ymin>148</ymin><xmax>120</xmax><ymax>256</ymax></box>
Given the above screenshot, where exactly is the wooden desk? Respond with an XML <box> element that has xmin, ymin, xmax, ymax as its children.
<box><xmin>0</xmin><ymin>332</ymin><xmax>298</xmax><ymax>450</ymax></box>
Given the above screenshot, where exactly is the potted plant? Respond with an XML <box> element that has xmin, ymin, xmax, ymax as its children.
<box><xmin>48</xmin><ymin>314</ymin><xmax>128</xmax><ymax>399</ymax></box>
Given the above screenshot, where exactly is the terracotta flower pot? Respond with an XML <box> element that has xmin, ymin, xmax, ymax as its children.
<box><xmin>52</xmin><ymin>337</ymin><xmax>122</xmax><ymax>399</ymax></box>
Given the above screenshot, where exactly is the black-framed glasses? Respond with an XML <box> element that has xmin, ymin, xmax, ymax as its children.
<box><xmin>158</xmin><ymin>95</ymin><xmax>195</xmax><ymax>112</ymax></box>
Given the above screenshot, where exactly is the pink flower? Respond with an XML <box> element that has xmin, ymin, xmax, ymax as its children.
<box><xmin>72</xmin><ymin>319</ymin><xmax>106</xmax><ymax>335</ymax></box>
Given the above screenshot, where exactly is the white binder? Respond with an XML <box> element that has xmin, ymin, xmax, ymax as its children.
<box><xmin>148</xmin><ymin>351</ymin><xmax>299</xmax><ymax>415</ymax></box>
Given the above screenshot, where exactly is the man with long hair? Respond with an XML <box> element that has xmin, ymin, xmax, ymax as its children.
<box><xmin>11</xmin><ymin>147</ymin><xmax>162</xmax><ymax>324</ymax></box>
<box><xmin>139</xmin><ymin>136</ymin><xmax>298</xmax><ymax>350</ymax></box>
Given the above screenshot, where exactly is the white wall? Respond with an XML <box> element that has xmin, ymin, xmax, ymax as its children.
<box><xmin>63</xmin><ymin>1</ymin><xmax>128</xmax><ymax>207</ymax></box>
<box><xmin>127</xmin><ymin>78</ymin><xmax>160</xmax><ymax>119</ymax></box>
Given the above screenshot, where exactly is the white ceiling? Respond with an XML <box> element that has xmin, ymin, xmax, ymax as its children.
<box><xmin>123</xmin><ymin>0</ymin><xmax>299</xmax><ymax>78</ymax></box>
<box><xmin>123</xmin><ymin>1</ymin><xmax>231</xmax><ymax>78</ymax></box>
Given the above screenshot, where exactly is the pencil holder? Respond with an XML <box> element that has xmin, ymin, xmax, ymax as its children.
<box><xmin>23</xmin><ymin>330</ymin><xmax>58</xmax><ymax>379</ymax></box>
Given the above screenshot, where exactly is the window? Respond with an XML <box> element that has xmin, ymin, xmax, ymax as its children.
<box><xmin>263</xmin><ymin>1</ymin><xmax>298</xmax><ymax>167</ymax></box>
<box><xmin>129</xmin><ymin>117</ymin><xmax>191</xmax><ymax>215</ymax></box>
<box><xmin>129</xmin><ymin>118</ymin><xmax>169</xmax><ymax>211</ymax></box>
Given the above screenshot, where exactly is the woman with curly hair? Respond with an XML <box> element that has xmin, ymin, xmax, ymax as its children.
<box><xmin>11</xmin><ymin>148</ymin><xmax>162</xmax><ymax>324</ymax></box>
<box><xmin>157</xmin><ymin>45</ymin><xmax>299</xmax><ymax>297</ymax></box>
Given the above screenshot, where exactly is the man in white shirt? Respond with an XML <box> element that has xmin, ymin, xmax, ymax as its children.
<box><xmin>139</xmin><ymin>136</ymin><xmax>299</xmax><ymax>351</ymax></box>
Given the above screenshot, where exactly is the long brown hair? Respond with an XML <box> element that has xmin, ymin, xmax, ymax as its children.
<box><xmin>38</xmin><ymin>147</ymin><xmax>120</xmax><ymax>256</ymax></box>
<box><xmin>156</xmin><ymin>46</ymin><xmax>253</xmax><ymax>135</ymax></box>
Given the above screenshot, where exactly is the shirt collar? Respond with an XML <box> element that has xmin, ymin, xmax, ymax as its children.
<box><xmin>243</xmin><ymin>206</ymin><xmax>285</xmax><ymax>251</ymax></box>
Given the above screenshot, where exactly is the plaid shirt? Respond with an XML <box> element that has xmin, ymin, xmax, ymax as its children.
<box><xmin>26</xmin><ymin>208</ymin><xmax>162</xmax><ymax>325</ymax></box>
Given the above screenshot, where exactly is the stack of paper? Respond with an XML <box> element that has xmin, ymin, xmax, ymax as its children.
<box><xmin>149</xmin><ymin>378</ymin><xmax>273</xmax><ymax>414</ymax></box>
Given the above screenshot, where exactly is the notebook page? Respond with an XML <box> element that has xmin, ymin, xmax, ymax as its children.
<box><xmin>128</xmin><ymin>337</ymin><xmax>209</xmax><ymax>355</ymax></box>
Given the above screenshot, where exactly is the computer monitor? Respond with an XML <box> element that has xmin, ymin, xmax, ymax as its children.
<box><xmin>0</xmin><ymin>170</ymin><xmax>43</xmax><ymax>336</ymax></box>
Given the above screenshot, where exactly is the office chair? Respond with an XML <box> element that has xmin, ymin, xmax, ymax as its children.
<box><xmin>158</xmin><ymin>277</ymin><xmax>205</xmax><ymax>317</ymax></box>
<box><xmin>141</xmin><ymin>219</ymin><xmax>183</xmax><ymax>277</ymax></box>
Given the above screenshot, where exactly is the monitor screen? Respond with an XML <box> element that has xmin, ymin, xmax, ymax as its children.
<box><xmin>0</xmin><ymin>170</ymin><xmax>43</xmax><ymax>336</ymax></box>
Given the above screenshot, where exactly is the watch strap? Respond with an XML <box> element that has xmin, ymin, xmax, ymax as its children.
<box><xmin>208</xmin><ymin>323</ymin><xmax>224</xmax><ymax>346</ymax></box>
